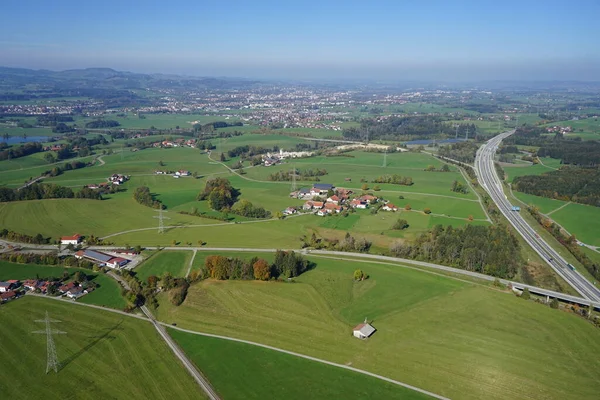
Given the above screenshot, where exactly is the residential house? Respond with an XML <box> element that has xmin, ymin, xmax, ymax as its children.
<box><xmin>106</xmin><ymin>257</ymin><xmax>129</xmax><ymax>269</ymax></box>
<box><xmin>358</xmin><ymin>195</ymin><xmax>377</xmax><ymax>204</ymax></box>
<box><xmin>324</xmin><ymin>203</ymin><xmax>342</xmax><ymax>213</ymax></box>
<box><xmin>326</xmin><ymin>195</ymin><xmax>340</xmax><ymax>205</ymax></box>
<box><xmin>0</xmin><ymin>281</ymin><xmax>15</xmax><ymax>293</ymax></box>
<box><xmin>23</xmin><ymin>280</ymin><xmax>40</xmax><ymax>291</ymax></box>
<box><xmin>176</xmin><ymin>170</ymin><xmax>190</xmax><ymax>176</ymax></box>
<box><xmin>59</xmin><ymin>282</ymin><xmax>78</xmax><ymax>294</ymax></box>
<box><xmin>310</xmin><ymin>183</ymin><xmax>334</xmax><ymax>196</ymax></box>
<box><xmin>66</xmin><ymin>286</ymin><xmax>87</xmax><ymax>299</ymax></box>
<box><xmin>350</xmin><ymin>199</ymin><xmax>368</xmax><ymax>209</ymax></box>
<box><xmin>283</xmin><ymin>207</ymin><xmax>297</xmax><ymax>215</ymax></box>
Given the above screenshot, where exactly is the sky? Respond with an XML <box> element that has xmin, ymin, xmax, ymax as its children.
<box><xmin>1</xmin><ymin>0</ymin><xmax>599</xmax><ymax>81</ymax></box>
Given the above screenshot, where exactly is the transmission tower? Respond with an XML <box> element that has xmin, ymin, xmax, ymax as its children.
<box><xmin>153</xmin><ymin>208</ymin><xmax>170</xmax><ymax>234</ymax></box>
<box><xmin>291</xmin><ymin>163</ymin><xmax>297</xmax><ymax>191</ymax></box>
<box><xmin>33</xmin><ymin>311</ymin><xmax>66</xmax><ymax>374</ymax></box>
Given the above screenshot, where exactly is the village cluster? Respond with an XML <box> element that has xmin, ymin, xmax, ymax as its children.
<box><xmin>261</xmin><ymin>149</ymin><xmax>314</xmax><ymax>167</ymax></box>
<box><xmin>285</xmin><ymin>183</ymin><xmax>400</xmax><ymax>216</ymax></box>
<box><xmin>155</xmin><ymin>169</ymin><xmax>191</xmax><ymax>178</ymax></box>
<box><xmin>86</xmin><ymin>173</ymin><xmax>130</xmax><ymax>190</ymax></box>
<box><xmin>0</xmin><ymin>278</ymin><xmax>96</xmax><ymax>304</ymax></box>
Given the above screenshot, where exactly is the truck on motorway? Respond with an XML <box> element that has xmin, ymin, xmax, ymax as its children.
<box><xmin>567</xmin><ymin>263</ymin><xmax>576</xmax><ymax>271</ymax></box>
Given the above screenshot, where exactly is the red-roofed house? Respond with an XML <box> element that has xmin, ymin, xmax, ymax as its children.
<box><xmin>350</xmin><ymin>199</ymin><xmax>368</xmax><ymax>209</ymax></box>
<box><xmin>353</xmin><ymin>322</ymin><xmax>376</xmax><ymax>339</ymax></box>
<box><xmin>382</xmin><ymin>203</ymin><xmax>398</xmax><ymax>211</ymax></box>
<box><xmin>59</xmin><ymin>282</ymin><xmax>78</xmax><ymax>294</ymax></box>
<box><xmin>0</xmin><ymin>290</ymin><xmax>17</xmax><ymax>303</ymax></box>
<box><xmin>61</xmin><ymin>234</ymin><xmax>82</xmax><ymax>245</ymax></box>
<box><xmin>326</xmin><ymin>195</ymin><xmax>340</xmax><ymax>205</ymax></box>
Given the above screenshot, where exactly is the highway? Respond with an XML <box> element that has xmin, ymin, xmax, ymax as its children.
<box><xmin>475</xmin><ymin>130</ymin><xmax>600</xmax><ymax>303</ymax></box>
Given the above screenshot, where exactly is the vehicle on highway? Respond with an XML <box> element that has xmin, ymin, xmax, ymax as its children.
<box><xmin>567</xmin><ymin>263</ymin><xmax>576</xmax><ymax>271</ymax></box>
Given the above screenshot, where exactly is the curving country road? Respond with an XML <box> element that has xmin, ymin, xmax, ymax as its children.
<box><xmin>475</xmin><ymin>130</ymin><xmax>600</xmax><ymax>302</ymax></box>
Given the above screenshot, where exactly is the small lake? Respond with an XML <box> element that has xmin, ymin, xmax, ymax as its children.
<box><xmin>403</xmin><ymin>138</ymin><xmax>467</xmax><ymax>145</ymax></box>
<box><xmin>4</xmin><ymin>136</ymin><xmax>50</xmax><ymax>145</ymax></box>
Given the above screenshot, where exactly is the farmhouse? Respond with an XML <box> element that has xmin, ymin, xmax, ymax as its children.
<box><xmin>75</xmin><ymin>249</ymin><xmax>130</xmax><ymax>269</ymax></box>
<box><xmin>61</xmin><ymin>234</ymin><xmax>83</xmax><ymax>245</ymax></box>
<box><xmin>350</xmin><ymin>199</ymin><xmax>368</xmax><ymax>209</ymax></box>
<box><xmin>23</xmin><ymin>280</ymin><xmax>41</xmax><ymax>291</ymax></box>
<box><xmin>324</xmin><ymin>203</ymin><xmax>343</xmax><ymax>213</ymax></box>
<box><xmin>66</xmin><ymin>286</ymin><xmax>87</xmax><ymax>299</ymax></box>
<box><xmin>310</xmin><ymin>183</ymin><xmax>334</xmax><ymax>196</ymax></box>
<box><xmin>175</xmin><ymin>170</ymin><xmax>190</xmax><ymax>176</ymax></box>
<box><xmin>353</xmin><ymin>322</ymin><xmax>376</xmax><ymax>339</ymax></box>
<box><xmin>0</xmin><ymin>281</ymin><xmax>18</xmax><ymax>292</ymax></box>
<box><xmin>358</xmin><ymin>195</ymin><xmax>377</xmax><ymax>204</ymax></box>
<box><xmin>382</xmin><ymin>203</ymin><xmax>399</xmax><ymax>211</ymax></box>
<box><xmin>283</xmin><ymin>207</ymin><xmax>297</xmax><ymax>215</ymax></box>
<box><xmin>326</xmin><ymin>195</ymin><xmax>340</xmax><ymax>205</ymax></box>
<box><xmin>58</xmin><ymin>282</ymin><xmax>78</xmax><ymax>294</ymax></box>
<box><xmin>303</xmin><ymin>201</ymin><xmax>324</xmax><ymax>211</ymax></box>
<box><xmin>0</xmin><ymin>290</ymin><xmax>17</xmax><ymax>303</ymax></box>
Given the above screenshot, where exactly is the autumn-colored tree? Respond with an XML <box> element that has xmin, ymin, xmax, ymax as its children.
<box><xmin>361</xmin><ymin>183</ymin><xmax>369</xmax><ymax>191</ymax></box>
<box><xmin>404</xmin><ymin>204</ymin><xmax>411</xmax><ymax>211</ymax></box>
<box><xmin>423</xmin><ymin>207</ymin><xmax>432</xmax><ymax>214</ymax></box>
<box><xmin>205</xmin><ymin>255</ymin><xmax>229</xmax><ymax>280</ymax></box>
<box><xmin>253</xmin><ymin>258</ymin><xmax>271</xmax><ymax>280</ymax></box>
<box><xmin>147</xmin><ymin>275</ymin><xmax>159</xmax><ymax>288</ymax></box>
<box><xmin>467</xmin><ymin>215</ymin><xmax>474</xmax><ymax>221</ymax></box>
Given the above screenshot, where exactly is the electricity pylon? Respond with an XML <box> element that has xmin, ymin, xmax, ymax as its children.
<box><xmin>153</xmin><ymin>208</ymin><xmax>170</xmax><ymax>234</ymax></box>
<box><xmin>33</xmin><ymin>311</ymin><xmax>66</xmax><ymax>374</ymax></box>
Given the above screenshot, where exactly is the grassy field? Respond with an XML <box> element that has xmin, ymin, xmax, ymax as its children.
<box><xmin>504</xmin><ymin>163</ymin><xmax>555</xmax><ymax>182</ymax></box>
<box><xmin>0</xmin><ymin>297</ymin><xmax>202</xmax><ymax>399</ymax></box>
<box><xmin>154</xmin><ymin>255</ymin><xmax>600</xmax><ymax>400</ymax></box>
<box><xmin>551</xmin><ymin>202</ymin><xmax>600</xmax><ymax>247</ymax></box>
<box><xmin>136</xmin><ymin>250</ymin><xmax>192</xmax><ymax>281</ymax></box>
<box><xmin>511</xmin><ymin>191</ymin><xmax>600</xmax><ymax>247</ymax></box>
<box><xmin>170</xmin><ymin>329</ymin><xmax>430</xmax><ymax>400</ymax></box>
<box><xmin>0</xmin><ymin>261</ymin><xmax>126</xmax><ymax>309</ymax></box>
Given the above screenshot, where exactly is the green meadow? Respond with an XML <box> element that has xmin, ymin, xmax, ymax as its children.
<box><xmin>135</xmin><ymin>250</ymin><xmax>193</xmax><ymax>281</ymax></box>
<box><xmin>0</xmin><ymin>297</ymin><xmax>201</xmax><ymax>399</ymax></box>
<box><xmin>155</xmin><ymin>254</ymin><xmax>600</xmax><ymax>400</ymax></box>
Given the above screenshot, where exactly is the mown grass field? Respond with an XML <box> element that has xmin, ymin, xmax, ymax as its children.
<box><xmin>170</xmin><ymin>329</ymin><xmax>430</xmax><ymax>400</ymax></box>
<box><xmin>511</xmin><ymin>192</ymin><xmax>600</xmax><ymax>247</ymax></box>
<box><xmin>135</xmin><ymin>250</ymin><xmax>192</xmax><ymax>281</ymax></box>
<box><xmin>154</xmin><ymin>255</ymin><xmax>600</xmax><ymax>400</ymax></box>
<box><xmin>0</xmin><ymin>261</ymin><xmax>126</xmax><ymax>309</ymax></box>
<box><xmin>0</xmin><ymin>297</ymin><xmax>202</xmax><ymax>399</ymax></box>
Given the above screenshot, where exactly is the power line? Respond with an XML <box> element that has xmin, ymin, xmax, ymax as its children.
<box><xmin>153</xmin><ymin>209</ymin><xmax>171</xmax><ymax>234</ymax></box>
<box><xmin>33</xmin><ymin>311</ymin><xmax>66</xmax><ymax>374</ymax></box>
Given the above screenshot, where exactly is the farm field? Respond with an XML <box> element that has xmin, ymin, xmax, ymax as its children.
<box><xmin>79</xmin><ymin>113</ymin><xmax>241</xmax><ymax>130</ymax></box>
<box><xmin>504</xmin><ymin>163</ymin><xmax>555</xmax><ymax>182</ymax></box>
<box><xmin>511</xmin><ymin>191</ymin><xmax>600</xmax><ymax>246</ymax></box>
<box><xmin>136</xmin><ymin>250</ymin><xmax>192</xmax><ymax>281</ymax></box>
<box><xmin>0</xmin><ymin>261</ymin><xmax>126</xmax><ymax>309</ymax></box>
<box><xmin>551</xmin><ymin>202</ymin><xmax>600</xmax><ymax>247</ymax></box>
<box><xmin>154</xmin><ymin>255</ymin><xmax>600</xmax><ymax>400</ymax></box>
<box><xmin>0</xmin><ymin>297</ymin><xmax>201</xmax><ymax>399</ymax></box>
<box><xmin>170</xmin><ymin>329</ymin><xmax>429</xmax><ymax>400</ymax></box>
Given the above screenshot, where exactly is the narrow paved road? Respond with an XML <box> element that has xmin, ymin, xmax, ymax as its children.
<box><xmin>107</xmin><ymin>271</ymin><xmax>220</xmax><ymax>399</ymax></box>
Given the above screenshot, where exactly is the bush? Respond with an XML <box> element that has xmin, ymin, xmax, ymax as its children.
<box><xmin>168</xmin><ymin>283</ymin><xmax>189</xmax><ymax>306</ymax></box>
<box><xmin>521</xmin><ymin>287</ymin><xmax>531</xmax><ymax>300</ymax></box>
<box><xmin>392</xmin><ymin>218</ymin><xmax>409</xmax><ymax>230</ymax></box>
<box><xmin>423</xmin><ymin>207</ymin><xmax>432</xmax><ymax>214</ymax></box>
<box><xmin>353</xmin><ymin>269</ymin><xmax>368</xmax><ymax>281</ymax></box>
<box><xmin>550</xmin><ymin>297</ymin><xmax>559</xmax><ymax>309</ymax></box>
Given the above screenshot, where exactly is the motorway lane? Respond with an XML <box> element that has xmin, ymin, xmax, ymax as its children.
<box><xmin>475</xmin><ymin>131</ymin><xmax>600</xmax><ymax>302</ymax></box>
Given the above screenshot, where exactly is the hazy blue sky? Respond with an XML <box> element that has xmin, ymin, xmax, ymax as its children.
<box><xmin>1</xmin><ymin>0</ymin><xmax>599</xmax><ymax>81</ymax></box>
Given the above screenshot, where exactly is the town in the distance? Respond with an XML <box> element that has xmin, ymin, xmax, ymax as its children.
<box><xmin>1</xmin><ymin>2</ymin><xmax>600</xmax><ymax>400</ymax></box>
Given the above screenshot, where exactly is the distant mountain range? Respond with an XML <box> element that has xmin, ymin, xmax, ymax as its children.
<box><xmin>0</xmin><ymin>66</ymin><xmax>261</xmax><ymax>92</ymax></box>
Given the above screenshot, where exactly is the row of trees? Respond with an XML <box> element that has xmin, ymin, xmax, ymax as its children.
<box><xmin>0</xmin><ymin>183</ymin><xmax>100</xmax><ymax>202</ymax></box>
<box><xmin>389</xmin><ymin>224</ymin><xmax>521</xmax><ymax>278</ymax></box>
<box><xmin>424</xmin><ymin>164</ymin><xmax>450</xmax><ymax>172</ymax></box>
<box><xmin>437</xmin><ymin>141</ymin><xmax>479</xmax><ymax>164</ymax></box>
<box><xmin>0</xmin><ymin>141</ymin><xmax>43</xmax><ymax>161</ymax></box>
<box><xmin>0</xmin><ymin>229</ymin><xmax>50</xmax><ymax>244</ymax></box>
<box><xmin>85</xmin><ymin>119</ymin><xmax>120</xmax><ymax>129</ymax></box>
<box><xmin>342</xmin><ymin>116</ymin><xmax>478</xmax><ymax>141</ymax></box>
<box><xmin>527</xmin><ymin>207</ymin><xmax>600</xmax><ymax>280</ymax></box>
<box><xmin>300</xmin><ymin>232</ymin><xmax>372</xmax><ymax>253</ymax></box>
<box><xmin>372</xmin><ymin>174</ymin><xmax>414</xmax><ymax>186</ymax></box>
<box><xmin>513</xmin><ymin>168</ymin><xmax>600</xmax><ymax>207</ymax></box>
<box><xmin>268</xmin><ymin>168</ymin><xmax>328</xmax><ymax>182</ymax></box>
<box><xmin>204</xmin><ymin>251</ymin><xmax>311</xmax><ymax>281</ymax></box>
<box><xmin>230</xmin><ymin>199</ymin><xmax>271</xmax><ymax>219</ymax></box>
<box><xmin>0</xmin><ymin>251</ymin><xmax>96</xmax><ymax>270</ymax></box>
<box><xmin>133</xmin><ymin>186</ymin><xmax>163</xmax><ymax>209</ymax></box>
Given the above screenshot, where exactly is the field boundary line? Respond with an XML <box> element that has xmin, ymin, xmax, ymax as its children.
<box><xmin>546</xmin><ymin>201</ymin><xmax>571</xmax><ymax>216</ymax></box>
<box><xmin>186</xmin><ymin>249</ymin><xmax>197</xmax><ymax>277</ymax></box>
<box><xmin>164</xmin><ymin>324</ymin><xmax>449</xmax><ymax>400</ymax></box>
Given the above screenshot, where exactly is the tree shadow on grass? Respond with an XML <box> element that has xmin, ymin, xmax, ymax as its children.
<box><xmin>59</xmin><ymin>320</ymin><xmax>123</xmax><ymax>371</ymax></box>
